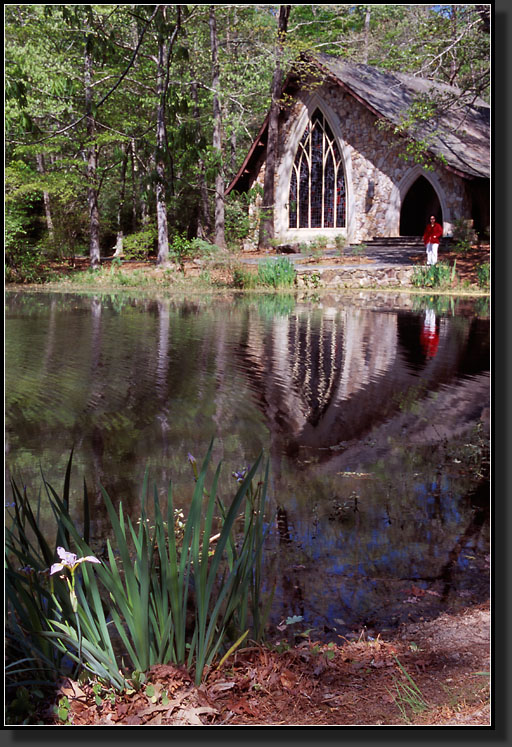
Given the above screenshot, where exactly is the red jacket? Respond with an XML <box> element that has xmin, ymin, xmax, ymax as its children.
<box><xmin>420</xmin><ymin>327</ymin><xmax>439</xmax><ymax>358</ymax></box>
<box><xmin>423</xmin><ymin>222</ymin><xmax>443</xmax><ymax>245</ymax></box>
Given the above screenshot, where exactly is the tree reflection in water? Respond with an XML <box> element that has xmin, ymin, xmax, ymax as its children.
<box><xmin>5</xmin><ymin>291</ymin><xmax>490</xmax><ymax>636</ymax></box>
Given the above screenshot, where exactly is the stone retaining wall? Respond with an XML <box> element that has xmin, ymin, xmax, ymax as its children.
<box><xmin>295</xmin><ymin>265</ymin><xmax>415</xmax><ymax>289</ymax></box>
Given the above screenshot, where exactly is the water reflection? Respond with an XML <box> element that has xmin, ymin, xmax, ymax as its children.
<box><xmin>5</xmin><ymin>291</ymin><xmax>490</xmax><ymax>636</ymax></box>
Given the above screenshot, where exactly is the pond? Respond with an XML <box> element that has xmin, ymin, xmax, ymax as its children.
<box><xmin>5</xmin><ymin>289</ymin><xmax>490</xmax><ymax>640</ymax></box>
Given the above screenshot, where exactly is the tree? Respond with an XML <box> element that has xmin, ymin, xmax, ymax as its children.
<box><xmin>4</xmin><ymin>3</ymin><xmax>489</xmax><ymax>279</ymax></box>
<box><xmin>259</xmin><ymin>5</ymin><xmax>291</xmax><ymax>250</ymax></box>
<box><xmin>209</xmin><ymin>6</ymin><xmax>226</xmax><ymax>249</ymax></box>
<box><xmin>84</xmin><ymin>27</ymin><xmax>101</xmax><ymax>268</ymax></box>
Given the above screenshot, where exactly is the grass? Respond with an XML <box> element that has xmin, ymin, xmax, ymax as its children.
<box><xmin>5</xmin><ymin>443</ymin><xmax>274</xmax><ymax>709</ymax></box>
<box><xmin>387</xmin><ymin>656</ymin><xmax>430</xmax><ymax>723</ymax></box>
<box><xmin>232</xmin><ymin>256</ymin><xmax>297</xmax><ymax>290</ymax></box>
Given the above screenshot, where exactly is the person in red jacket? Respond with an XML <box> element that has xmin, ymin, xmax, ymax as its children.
<box><xmin>423</xmin><ymin>215</ymin><xmax>443</xmax><ymax>265</ymax></box>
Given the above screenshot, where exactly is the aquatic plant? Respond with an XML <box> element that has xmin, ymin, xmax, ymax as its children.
<box><xmin>5</xmin><ymin>444</ymin><xmax>273</xmax><ymax>693</ymax></box>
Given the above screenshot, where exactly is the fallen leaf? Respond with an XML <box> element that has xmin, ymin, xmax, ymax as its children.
<box><xmin>146</xmin><ymin>713</ymin><xmax>162</xmax><ymax>725</ymax></box>
<box><xmin>208</xmin><ymin>681</ymin><xmax>236</xmax><ymax>699</ymax></box>
<box><xmin>174</xmin><ymin>705</ymin><xmax>218</xmax><ymax>725</ymax></box>
<box><xmin>124</xmin><ymin>715</ymin><xmax>142</xmax><ymax>725</ymax></box>
<box><xmin>228</xmin><ymin>700</ymin><xmax>260</xmax><ymax>718</ymax></box>
<box><xmin>56</xmin><ymin>678</ymin><xmax>87</xmax><ymax>700</ymax></box>
<box><xmin>280</xmin><ymin>670</ymin><xmax>297</xmax><ymax>690</ymax></box>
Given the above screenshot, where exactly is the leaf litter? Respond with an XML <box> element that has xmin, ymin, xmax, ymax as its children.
<box><xmin>41</xmin><ymin>601</ymin><xmax>490</xmax><ymax>726</ymax></box>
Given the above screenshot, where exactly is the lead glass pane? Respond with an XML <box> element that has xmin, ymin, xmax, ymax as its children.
<box><xmin>289</xmin><ymin>168</ymin><xmax>297</xmax><ymax>228</ymax></box>
<box><xmin>289</xmin><ymin>108</ymin><xmax>346</xmax><ymax>230</ymax></box>
<box><xmin>298</xmin><ymin>156</ymin><xmax>309</xmax><ymax>228</ymax></box>
<box><xmin>310</xmin><ymin>122</ymin><xmax>323</xmax><ymax>228</ymax></box>
<box><xmin>323</xmin><ymin>151</ymin><xmax>334</xmax><ymax>228</ymax></box>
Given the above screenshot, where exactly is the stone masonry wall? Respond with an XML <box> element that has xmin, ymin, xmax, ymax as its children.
<box><xmin>249</xmin><ymin>80</ymin><xmax>473</xmax><ymax>248</ymax></box>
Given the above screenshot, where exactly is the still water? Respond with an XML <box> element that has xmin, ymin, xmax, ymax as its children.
<box><xmin>5</xmin><ymin>290</ymin><xmax>490</xmax><ymax>638</ymax></box>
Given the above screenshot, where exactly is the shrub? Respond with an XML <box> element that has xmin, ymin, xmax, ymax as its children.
<box><xmin>411</xmin><ymin>261</ymin><xmax>457</xmax><ymax>288</ymax></box>
<box><xmin>169</xmin><ymin>234</ymin><xmax>195</xmax><ymax>271</ymax></box>
<box><xmin>232</xmin><ymin>264</ymin><xmax>258</xmax><ymax>289</ymax></box>
<box><xmin>476</xmin><ymin>262</ymin><xmax>490</xmax><ymax>289</ymax></box>
<box><xmin>122</xmin><ymin>225</ymin><xmax>157</xmax><ymax>260</ymax></box>
<box><xmin>334</xmin><ymin>234</ymin><xmax>346</xmax><ymax>256</ymax></box>
<box><xmin>452</xmin><ymin>218</ymin><xmax>477</xmax><ymax>255</ymax></box>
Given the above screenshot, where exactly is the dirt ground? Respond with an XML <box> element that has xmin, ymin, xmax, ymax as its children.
<box><xmin>41</xmin><ymin>601</ymin><xmax>490</xmax><ymax>727</ymax></box>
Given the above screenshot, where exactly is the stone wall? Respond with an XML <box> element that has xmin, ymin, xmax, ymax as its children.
<box><xmin>295</xmin><ymin>265</ymin><xmax>415</xmax><ymax>290</ymax></box>
<box><xmin>245</xmin><ymin>78</ymin><xmax>473</xmax><ymax>249</ymax></box>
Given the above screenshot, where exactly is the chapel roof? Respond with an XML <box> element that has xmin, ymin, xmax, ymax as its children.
<box><xmin>227</xmin><ymin>53</ymin><xmax>490</xmax><ymax>194</ymax></box>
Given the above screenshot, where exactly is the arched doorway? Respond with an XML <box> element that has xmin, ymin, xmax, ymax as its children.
<box><xmin>400</xmin><ymin>176</ymin><xmax>442</xmax><ymax>236</ymax></box>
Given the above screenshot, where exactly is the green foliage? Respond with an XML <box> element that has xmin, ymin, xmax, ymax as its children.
<box><xmin>452</xmin><ymin>218</ymin><xmax>477</xmax><ymax>255</ymax></box>
<box><xmin>411</xmin><ymin>261</ymin><xmax>458</xmax><ymax>289</ymax></box>
<box><xmin>256</xmin><ymin>257</ymin><xmax>296</xmax><ymax>288</ymax></box>
<box><xmin>4</xmin><ymin>4</ymin><xmax>489</xmax><ymax>271</ymax></box>
<box><xmin>5</xmin><ymin>162</ymin><xmax>49</xmax><ymax>282</ymax></box>
<box><xmin>122</xmin><ymin>226</ymin><xmax>157</xmax><ymax>260</ymax></box>
<box><xmin>476</xmin><ymin>262</ymin><xmax>490</xmax><ymax>289</ymax></box>
<box><xmin>232</xmin><ymin>257</ymin><xmax>297</xmax><ymax>290</ymax></box>
<box><xmin>232</xmin><ymin>265</ymin><xmax>258</xmax><ymax>290</ymax></box>
<box><xmin>334</xmin><ymin>234</ymin><xmax>346</xmax><ymax>255</ymax></box>
<box><xmin>5</xmin><ymin>446</ymin><xmax>273</xmax><ymax>694</ymax></box>
<box><xmin>387</xmin><ymin>656</ymin><xmax>430</xmax><ymax>723</ymax></box>
<box><xmin>169</xmin><ymin>234</ymin><xmax>195</xmax><ymax>271</ymax></box>
<box><xmin>224</xmin><ymin>186</ymin><xmax>263</xmax><ymax>248</ymax></box>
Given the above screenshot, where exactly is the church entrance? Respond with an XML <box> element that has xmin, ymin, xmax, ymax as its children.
<box><xmin>400</xmin><ymin>176</ymin><xmax>442</xmax><ymax>236</ymax></box>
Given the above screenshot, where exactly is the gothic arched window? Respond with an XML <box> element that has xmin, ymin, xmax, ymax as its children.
<box><xmin>288</xmin><ymin>109</ymin><xmax>346</xmax><ymax>229</ymax></box>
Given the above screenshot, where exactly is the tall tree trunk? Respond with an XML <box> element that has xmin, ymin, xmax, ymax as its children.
<box><xmin>130</xmin><ymin>139</ymin><xmax>138</xmax><ymax>230</ymax></box>
<box><xmin>85</xmin><ymin>39</ymin><xmax>101</xmax><ymax>269</ymax></box>
<box><xmin>209</xmin><ymin>6</ymin><xmax>225</xmax><ymax>248</ymax></box>
<box><xmin>191</xmin><ymin>78</ymin><xmax>211</xmax><ymax>239</ymax></box>
<box><xmin>35</xmin><ymin>153</ymin><xmax>55</xmax><ymax>243</ymax></box>
<box><xmin>258</xmin><ymin>5</ymin><xmax>290</xmax><ymax>250</ymax></box>
<box><xmin>155</xmin><ymin>25</ymin><xmax>170</xmax><ymax>265</ymax></box>
<box><xmin>114</xmin><ymin>144</ymin><xmax>128</xmax><ymax>257</ymax></box>
<box><xmin>155</xmin><ymin>5</ymin><xmax>181</xmax><ymax>265</ymax></box>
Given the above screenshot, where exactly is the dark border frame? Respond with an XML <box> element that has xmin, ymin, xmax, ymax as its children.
<box><xmin>4</xmin><ymin>2</ymin><xmax>508</xmax><ymax>744</ymax></box>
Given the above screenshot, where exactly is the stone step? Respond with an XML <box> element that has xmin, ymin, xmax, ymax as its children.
<box><xmin>365</xmin><ymin>236</ymin><xmax>423</xmax><ymax>246</ymax></box>
<box><xmin>364</xmin><ymin>236</ymin><xmax>452</xmax><ymax>247</ymax></box>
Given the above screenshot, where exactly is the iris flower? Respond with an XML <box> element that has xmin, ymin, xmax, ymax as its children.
<box><xmin>50</xmin><ymin>547</ymin><xmax>101</xmax><ymax>612</ymax></box>
<box><xmin>232</xmin><ymin>468</ymin><xmax>248</xmax><ymax>483</ymax></box>
<box><xmin>50</xmin><ymin>546</ymin><xmax>100</xmax><ymax>576</ymax></box>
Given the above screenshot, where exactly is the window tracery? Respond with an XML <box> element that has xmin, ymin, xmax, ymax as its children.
<box><xmin>289</xmin><ymin>109</ymin><xmax>346</xmax><ymax>229</ymax></box>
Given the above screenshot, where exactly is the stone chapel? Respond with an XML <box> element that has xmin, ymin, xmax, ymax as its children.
<box><xmin>226</xmin><ymin>53</ymin><xmax>490</xmax><ymax>248</ymax></box>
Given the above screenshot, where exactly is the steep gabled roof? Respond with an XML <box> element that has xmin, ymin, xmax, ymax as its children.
<box><xmin>227</xmin><ymin>53</ymin><xmax>490</xmax><ymax>194</ymax></box>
